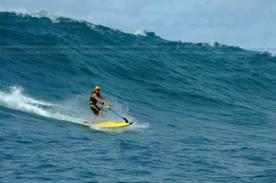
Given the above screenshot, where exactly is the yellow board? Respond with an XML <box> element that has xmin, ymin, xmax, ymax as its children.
<box><xmin>98</xmin><ymin>121</ymin><xmax>132</xmax><ymax>128</ymax></box>
<box><xmin>84</xmin><ymin>121</ymin><xmax>132</xmax><ymax>129</ymax></box>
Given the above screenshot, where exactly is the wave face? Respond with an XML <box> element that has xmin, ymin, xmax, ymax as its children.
<box><xmin>1</xmin><ymin>12</ymin><xmax>276</xmax><ymax>182</ymax></box>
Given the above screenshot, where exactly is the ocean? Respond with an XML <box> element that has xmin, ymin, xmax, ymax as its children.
<box><xmin>0</xmin><ymin>12</ymin><xmax>276</xmax><ymax>182</ymax></box>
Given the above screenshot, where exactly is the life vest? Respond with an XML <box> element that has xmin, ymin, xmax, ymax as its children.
<box><xmin>89</xmin><ymin>91</ymin><xmax>102</xmax><ymax>105</ymax></box>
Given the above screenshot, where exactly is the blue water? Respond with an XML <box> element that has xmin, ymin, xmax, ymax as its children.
<box><xmin>1</xmin><ymin>12</ymin><xmax>276</xmax><ymax>182</ymax></box>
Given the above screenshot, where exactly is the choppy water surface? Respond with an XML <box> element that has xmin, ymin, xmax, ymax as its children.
<box><xmin>1</xmin><ymin>12</ymin><xmax>276</xmax><ymax>182</ymax></box>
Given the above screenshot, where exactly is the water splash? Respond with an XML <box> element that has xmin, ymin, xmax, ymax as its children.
<box><xmin>0</xmin><ymin>86</ymin><xmax>148</xmax><ymax>131</ymax></box>
<box><xmin>0</xmin><ymin>86</ymin><xmax>85</xmax><ymax>124</ymax></box>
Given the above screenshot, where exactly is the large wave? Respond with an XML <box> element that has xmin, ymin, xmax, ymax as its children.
<box><xmin>1</xmin><ymin>11</ymin><xmax>276</xmax><ymax>183</ymax></box>
<box><xmin>0</xmin><ymin>11</ymin><xmax>276</xmax><ymax>129</ymax></box>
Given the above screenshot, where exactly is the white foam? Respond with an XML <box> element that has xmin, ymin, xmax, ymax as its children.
<box><xmin>0</xmin><ymin>10</ymin><xmax>98</xmax><ymax>27</ymax></box>
<box><xmin>0</xmin><ymin>9</ymin><xmax>61</xmax><ymax>23</ymax></box>
<box><xmin>134</xmin><ymin>30</ymin><xmax>147</xmax><ymax>36</ymax></box>
<box><xmin>0</xmin><ymin>86</ymin><xmax>148</xmax><ymax>131</ymax></box>
<box><xmin>0</xmin><ymin>86</ymin><xmax>84</xmax><ymax>124</ymax></box>
<box><xmin>30</xmin><ymin>10</ymin><xmax>62</xmax><ymax>23</ymax></box>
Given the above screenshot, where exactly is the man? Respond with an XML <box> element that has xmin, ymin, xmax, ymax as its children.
<box><xmin>89</xmin><ymin>85</ymin><xmax>109</xmax><ymax>119</ymax></box>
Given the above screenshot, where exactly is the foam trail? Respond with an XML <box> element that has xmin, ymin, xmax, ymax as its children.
<box><xmin>0</xmin><ymin>86</ymin><xmax>85</xmax><ymax>124</ymax></box>
<box><xmin>0</xmin><ymin>86</ymin><xmax>149</xmax><ymax>131</ymax></box>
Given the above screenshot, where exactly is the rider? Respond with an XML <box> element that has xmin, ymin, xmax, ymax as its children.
<box><xmin>89</xmin><ymin>85</ymin><xmax>109</xmax><ymax>119</ymax></box>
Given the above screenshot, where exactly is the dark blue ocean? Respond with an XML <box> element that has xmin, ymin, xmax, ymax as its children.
<box><xmin>1</xmin><ymin>12</ymin><xmax>276</xmax><ymax>182</ymax></box>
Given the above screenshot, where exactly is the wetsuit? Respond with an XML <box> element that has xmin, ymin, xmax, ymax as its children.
<box><xmin>89</xmin><ymin>91</ymin><xmax>103</xmax><ymax>115</ymax></box>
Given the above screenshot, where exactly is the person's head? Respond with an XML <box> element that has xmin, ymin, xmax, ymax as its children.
<box><xmin>94</xmin><ymin>85</ymin><xmax>101</xmax><ymax>93</ymax></box>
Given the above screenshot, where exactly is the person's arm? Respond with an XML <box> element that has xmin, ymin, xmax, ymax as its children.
<box><xmin>92</xmin><ymin>93</ymin><xmax>105</xmax><ymax>104</ymax></box>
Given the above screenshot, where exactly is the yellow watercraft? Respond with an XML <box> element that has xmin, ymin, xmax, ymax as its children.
<box><xmin>85</xmin><ymin>109</ymin><xmax>132</xmax><ymax>129</ymax></box>
<box><xmin>98</xmin><ymin>121</ymin><xmax>132</xmax><ymax>128</ymax></box>
<box><xmin>84</xmin><ymin>121</ymin><xmax>132</xmax><ymax>129</ymax></box>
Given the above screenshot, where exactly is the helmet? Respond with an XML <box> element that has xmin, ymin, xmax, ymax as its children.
<box><xmin>95</xmin><ymin>85</ymin><xmax>100</xmax><ymax>90</ymax></box>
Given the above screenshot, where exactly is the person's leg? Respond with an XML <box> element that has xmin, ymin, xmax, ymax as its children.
<box><xmin>90</xmin><ymin>105</ymin><xmax>102</xmax><ymax>122</ymax></box>
<box><xmin>90</xmin><ymin>105</ymin><xmax>99</xmax><ymax>122</ymax></box>
<box><xmin>95</xmin><ymin>105</ymin><xmax>102</xmax><ymax>121</ymax></box>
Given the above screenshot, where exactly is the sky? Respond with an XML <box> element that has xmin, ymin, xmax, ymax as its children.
<box><xmin>1</xmin><ymin>0</ymin><xmax>276</xmax><ymax>52</ymax></box>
